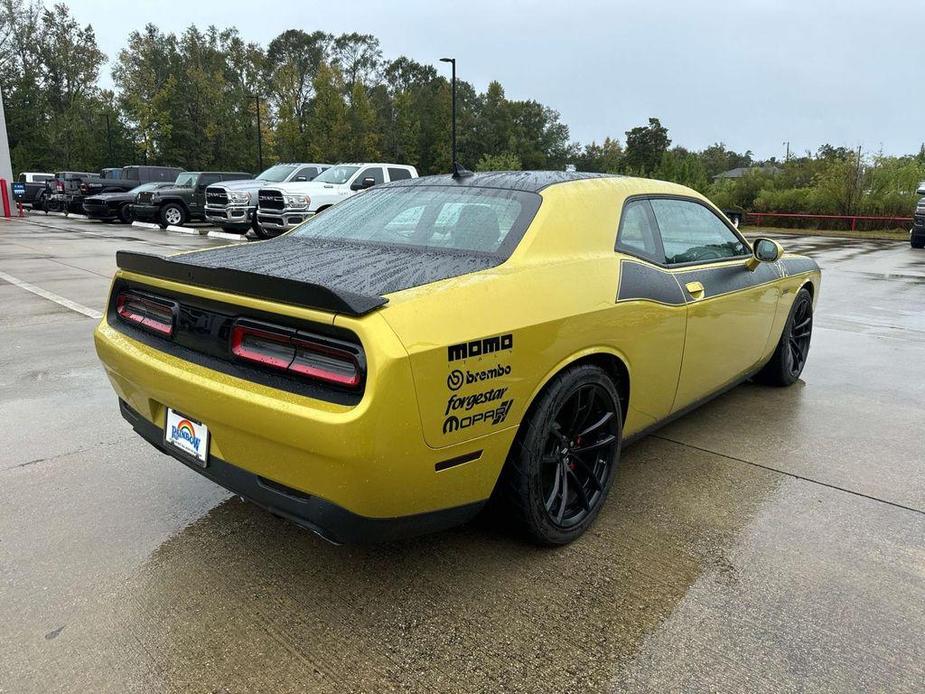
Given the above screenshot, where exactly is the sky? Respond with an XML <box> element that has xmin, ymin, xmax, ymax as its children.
<box><xmin>61</xmin><ymin>0</ymin><xmax>923</xmax><ymax>161</ymax></box>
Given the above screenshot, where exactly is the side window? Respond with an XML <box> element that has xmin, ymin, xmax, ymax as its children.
<box><xmin>356</xmin><ymin>167</ymin><xmax>384</xmax><ymax>186</ymax></box>
<box><xmin>616</xmin><ymin>199</ymin><xmax>662</xmax><ymax>263</ymax></box>
<box><xmin>294</xmin><ymin>167</ymin><xmax>318</xmax><ymax>180</ymax></box>
<box><xmin>18</xmin><ymin>174</ymin><xmax>26</xmax><ymax>183</ymax></box>
<box><xmin>199</xmin><ymin>174</ymin><xmax>221</xmax><ymax>187</ymax></box>
<box><xmin>388</xmin><ymin>167</ymin><xmax>412</xmax><ymax>182</ymax></box>
<box><xmin>650</xmin><ymin>198</ymin><xmax>749</xmax><ymax>265</ymax></box>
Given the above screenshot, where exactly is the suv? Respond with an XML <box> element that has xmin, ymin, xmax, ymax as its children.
<box><xmin>255</xmin><ymin>163</ymin><xmax>418</xmax><ymax>236</ymax></box>
<box><xmin>80</xmin><ymin>165</ymin><xmax>184</xmax><ymax>197</ymax></box>
<box><xmin>131</xmin><ymin>171</ymin><xmax>253</xmax><ymax>228</ymax></box>
<box><xmin>204</xmin><ymin>163</ymin><xmax>329</xmax><ymax>236</ymax></box>
<box><xmin>912</xmin><ymin>181</ymin><xmax>925</xmax><ymax>249</ymax></box>
<box><xmin>12</xmin><ymin>173</ymin><xmax>54</xmax><ymax>209</ymax></box>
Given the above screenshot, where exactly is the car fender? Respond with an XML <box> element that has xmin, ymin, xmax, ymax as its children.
<box><xmin>520</xmin><ymin>345</ymin><xmax>632</xmax><ymax>425</ymax></box>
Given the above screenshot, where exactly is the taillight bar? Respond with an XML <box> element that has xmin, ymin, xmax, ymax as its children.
<box><xmin>230</xmin><ymin>321</ymin><xmax>363</xmax><ymax>389</ymax></box>
<box><xmin>115</xmin><ymin>291</ymin><xmax>177</xmax><ymax>337</ymax></box>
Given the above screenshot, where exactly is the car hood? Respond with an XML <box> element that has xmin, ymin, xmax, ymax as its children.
<box><xmin>150</xmin><ymin>186</ymin><xmax>190</xmax><ymax>196</ymax></box>
<box><xmin>85</xmin><ymin>191</ymin><xmax>135</xmax><ymax>202</ymax></box>
<box><xmin>213</xmin><ymin>179</ymin><xmax>267</xmax><ymax>191</ymax></box>
<box><xmin>266</xmin><ymin>181</ymin><xmax>346</xmax><ymax>194</ymax></box>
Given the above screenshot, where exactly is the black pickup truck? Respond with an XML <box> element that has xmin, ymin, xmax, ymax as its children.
<box><xmin>80</xmin><ymin>165</ymin><xmax>183</xmax><ymax>197</ymax></box>
<box><xmin>131</xmin><ymin>171</ymin><xmax>253</xmax><ymax>228</ymax></box>
<box><xmin>44</xmin><ymin>171</ymin><xmax>97</xmax><ymax>213</ymax></box>
<box><xmin>12</xmin><ymin>173</ymin><xmax>55</xmax><ymax>209</ymax></box>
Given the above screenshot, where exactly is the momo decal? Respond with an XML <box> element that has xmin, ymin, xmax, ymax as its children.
<box><xmin>443</xmin><ymin>400</ymin><xmax>514</xmax><ymax>434</ymax></box>
<box><xmin>446</xmin><ymin>364</ymin><xmax>511</xmax><ymax>391</ymax></box>
<box><xmin>444</xmin><ymin>387</ymin><xmax>508</xmax><ymax>416</ymax></box>
<box><xmin>447</xmin><ymin>333</ymin><xmax>513</xmax><ymax>362</ymax></box>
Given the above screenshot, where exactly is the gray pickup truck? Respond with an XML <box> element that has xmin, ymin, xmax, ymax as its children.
<box><xmin>913</xmin><ymin>181</ymin><xmax>925</xmax><ymax>249</ymax></box>
<box><xmin>204</xmin><ymin>163</ymin><xmax>330</xmax><ymax>237</ymax></box>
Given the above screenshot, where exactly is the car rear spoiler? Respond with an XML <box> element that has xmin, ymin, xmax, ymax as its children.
<box><xmin>115</xmin><ymin>251</ymin><xmax>388</xmax><ymax>317</ymax></box>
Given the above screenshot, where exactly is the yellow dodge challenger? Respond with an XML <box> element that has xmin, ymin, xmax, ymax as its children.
<box><xmin>94</xmin><ymin>172</ymin><xmax>820</xmax><ymax>545</ymax></box>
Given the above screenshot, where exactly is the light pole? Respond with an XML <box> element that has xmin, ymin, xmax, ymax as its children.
<box><xmin>247</xmin><ymin>93</ymin><xmax>264</xmax><ymax>172</ymax></box>
<box><xmin>439</xmin><ymin>57</ymin><xmax>471</xmax><ymax>178</ymax></box>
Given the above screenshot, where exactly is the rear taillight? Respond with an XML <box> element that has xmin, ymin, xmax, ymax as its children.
<box><xmin>230</xmin><ymin>321</ymin><xmax>362</xmax><ymax>388</ymax></box>
<box><xmin>55</xmin><ymin>181</ymin><xmax>64</xmax><ymax>192</ymax></box>
<box><xmin>79</xmin><ymin>183</ymin><xmax>88</xmax><ymax>193</ymax></box>
<box><xmin>115</xmin><ymin>291</ymin><xmax>177</xmax><ymax>337</ymax></box>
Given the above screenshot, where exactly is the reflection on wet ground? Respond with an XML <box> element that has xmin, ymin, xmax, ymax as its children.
<box><xmin>1</xmin><ymin>220</ymin><xmax>923</xmax><ymax>692</ymax></box>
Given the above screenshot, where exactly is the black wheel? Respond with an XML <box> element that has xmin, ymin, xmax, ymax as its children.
<box><xmin>912</xmin><ymin>237</ymin><xmax>925</xmax><ymax>249</ymax></box>
<box><xmin>501</xmin><ymin>364</ymin><xmax>622</xmax><ymax>545</ymax></box>
<box><xmin>755</xmin><ymin>287</ymin><xmax>814</xmax><ymax>386</ymax></box>
<box><xmin>118</xmin><ymin>204</ymin><xmax>133</xmax><ymax>224</ymax></box>
<box><xmin>34</xmin><ymin>193</ymin><xmax>46</xmax><ymax>212</ymax></box>
<box><xmin>252</xmin><ymin>216</ymin><xmax>271</xmax><ymax>239</ymax></box>
<box><xmin>159</xmin><ymin>203</ymin><xmax>185</xmax><ymax>229</ymax></box>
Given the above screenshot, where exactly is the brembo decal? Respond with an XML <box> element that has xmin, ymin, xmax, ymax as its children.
<box><xmin>447</xmin><ymin>333</ymin><xmax>513</xmax><ymax>362</ymax></box>
<box><xmin>446</xmin><ymin>364</ymin><xmax>511</xmax><ymax>391</ymax></box>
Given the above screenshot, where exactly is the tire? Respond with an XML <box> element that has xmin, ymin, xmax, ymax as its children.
<box><xmin>34</xmin><ymin>193</ymin><xmax>46</xmax><ymax>212</ymax></box>
<box><xmin>252</xmin><ymin>216</ymin><xmax>271</xmax><ymax>239</ymax></box>
<box><xmin>754</xmin><ymin>287</ymin><xmax>814</xmax><ymax>387</ymax></box>
<box><xmin>159</xmin><ymin>203</ymin><xmax>185</xmax><ymax>229</ymax></box>
<box><xmin>221</xmin><ymin>225</ymin><xmax>247</xmax><ymax>234</ymax></box>
<box><xmin>118</xmin><ymin>204</ymin><xmax>133</xmax><ymax>224</ymax></box>
<box><xmin>500</xmin><ymin>364</ymin><xmax>622</xmax><ymax>545</ymax></box>
<box><xmin>912</xmin><ymin>237</ymin><xmax>925</xmax><ymax>249</ymax></box>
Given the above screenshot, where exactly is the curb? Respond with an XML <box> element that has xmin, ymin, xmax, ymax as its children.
<box><xmin>165</xmin><ymin>225</ymin><xmax>201</xmax><ymax>235</ymax></box>
<box><xmin>131</xmin><ymin>221</ymin><xmax>161</xmax><ymax>230</ymax></box>
<box><xmin>206</xmin><ymin>230</ymin><xmax>247</xmax><ymax>241</ymax></box>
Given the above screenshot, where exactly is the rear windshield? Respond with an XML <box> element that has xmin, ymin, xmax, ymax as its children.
<box><xmin>291</xmin><ymin>185</ymin><xmax>541</xmax><ymax>256</ymax></box>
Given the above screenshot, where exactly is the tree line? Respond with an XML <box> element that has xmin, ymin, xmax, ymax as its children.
<box><xmin>2</xmin><ymin>1</ymin><xmax>923</xmax><ymax>223</ymax></box>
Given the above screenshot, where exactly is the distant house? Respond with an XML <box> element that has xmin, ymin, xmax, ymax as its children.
<box><xmin>713</xmin><ymin>165</ymin><xmax>782</xmax><ymax>181</ymax></box>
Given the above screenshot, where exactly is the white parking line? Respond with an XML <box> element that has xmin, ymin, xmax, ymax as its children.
<box><xmin>0</xmin><ymin>269</ymin><xmax>102</xmax><ymax>319</ymax></box>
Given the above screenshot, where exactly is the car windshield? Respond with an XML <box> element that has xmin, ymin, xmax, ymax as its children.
<box><xmin>174</xmin><ymin>173</ymin><xmax>197</xmax><ymax>187</ymax></box>
<box><xmin>313</xmin><ymin>165</ymin><xmax>360</xmax><ymax>185</ymax></box>
<box><xmin>291</xmin><ymin>185</ymin><xmax>541</xmax><ymax>256</ymax></box>
<box><xmin>257</xmin><ymin>164</ymin><xmax>298</xmax><ymax>182</ymax></box>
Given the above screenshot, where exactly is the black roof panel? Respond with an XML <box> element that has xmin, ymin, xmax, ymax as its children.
<box><xmin>384</xmin><ymin>170</ymin><xmax>617</xmax><ymax>193</ymax></box>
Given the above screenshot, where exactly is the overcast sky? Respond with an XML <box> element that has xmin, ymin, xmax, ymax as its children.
<box><xmin>62</xmin><ymin>0</ymin><xmax>922</xmax><ymax>160</ymax></box>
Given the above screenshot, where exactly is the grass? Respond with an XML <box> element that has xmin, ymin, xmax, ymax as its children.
<box><xmin>740</xmin><ymin>225</ymin><xmax>911</xmax><ymax>242</ymax></box>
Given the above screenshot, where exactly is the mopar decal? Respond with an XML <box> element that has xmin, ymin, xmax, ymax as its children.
<box><xmin>446</xmin><ymin>363</ymin><xmax>511</xmax><ymax>391</ymax></box>
<box><xmin>443</xmin><ymin>399</ymin><xmax>514</xmax><ymax>434</ymax></box>
<box><xmin>447</xmin><ymin>333</ymin><xmax>513</xmax><ymax>362</ymax></box>
<box><xmin>444</xmin><ymin>387</ymin><xmax>508</xmax><ymax>416</ymax></box>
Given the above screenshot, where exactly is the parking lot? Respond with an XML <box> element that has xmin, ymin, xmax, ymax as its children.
<box><xmin>1</xmin><ymin>213</ymin><xmax>923</xmax><ymax>692</ymax></box>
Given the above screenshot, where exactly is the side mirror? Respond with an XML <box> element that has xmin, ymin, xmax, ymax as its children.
<box><xmin>294</xmin><ymin>176</ymin><xmax>307</xmax><ymax>182</ymax></box>
<box><xmin>747</xmin><ymin>237</ymin><xmax>784</xmax><ymax>270</ymax></box>
<box><xmin>351</xmin><ymin>177</ymin><xmax>376</xmax><ymax>191</ymax></box>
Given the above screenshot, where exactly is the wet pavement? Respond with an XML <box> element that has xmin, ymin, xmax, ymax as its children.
<box><xmin>1</xmin><ymin>214</ymin><xmax>923</xmax><ymax>693</ymax></box>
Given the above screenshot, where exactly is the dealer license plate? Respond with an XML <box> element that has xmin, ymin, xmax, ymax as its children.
<box><xmin>164</xmin><ymin>408</ymin><xmax>210</xmax><ymax>466</ymax></box>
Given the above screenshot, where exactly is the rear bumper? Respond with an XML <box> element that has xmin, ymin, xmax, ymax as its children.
<box><xmin>256</xmin><ymin>209</ymin><xmax>313</xmax><ymax>232</ymax></box>
<box><xmin>93</xmin><ymin>298</ymin><xmax>512</xmax><ymax>530</ymax></box>
<box><xmin>205</xmin><ymin>204</ymin><xmax>252</xmax><ymax>228</ymax></box>
<box><xmin>119</xmin><ymin>399</ymin><xmax>484</xmax><ymax>543</ymax></box>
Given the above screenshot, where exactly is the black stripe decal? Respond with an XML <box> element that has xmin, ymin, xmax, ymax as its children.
<box><xmin>779</xmin><ymin>257</ymin><xmax>819</xmax><ymax>276</ymax></box>
<box><xmin>675</xmin><ymin>261</ymin><xmax>780</xmax><ymax>300</ymax></box>
<box><xmin>617</xmin><ymin>260</ymin><xmax>686</xmax><ymax>305</ymax></box>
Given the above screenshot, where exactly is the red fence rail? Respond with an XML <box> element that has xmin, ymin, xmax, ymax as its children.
<box><xmin>746</xmin><ymin>211</ymin><xmax>912</xmax><ymax>231</ymax></box>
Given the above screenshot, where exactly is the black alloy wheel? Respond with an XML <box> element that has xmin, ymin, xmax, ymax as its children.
<box><xmin>786</xmin><ymin>293</ymin><xmax>813</xmax><ymax>378</ymax></box>
<box><xmin>542</xmin><ymin>383</ymin><xmax>620</xmax><ymax>529</ymax></box>
<box><xmin>501</xmin><ymin>364</ymin><xmax>622</xmax><ymax>545</ymax></box>
<box><xmin>755</xmin><ymin>286</ymin><xmax>814</xmax><ymax>387</ymax></box>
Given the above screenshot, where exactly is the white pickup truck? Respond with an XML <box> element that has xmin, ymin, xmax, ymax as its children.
<box><xmin>255</xmin><ymin>163</ymin><xmax>418</xmax><ymax>236</ymax></box>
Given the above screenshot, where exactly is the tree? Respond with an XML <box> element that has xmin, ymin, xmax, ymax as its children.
<box><xmin>304</xmin><ymin>63</ymin><xmax>348</xmax><ymax>162</ymax></box>
<box><xmin>476</xmin><ymin>152</ymin><xmax>521</xmax><ymax>171</ymax></box>
<box><xmin>331</xmin><ymin>33</ymin><xmax>382</xmax><ymax>90</ymax></box>
<box><xmin>623</xmin><ymin>117</ymin><xmax>670</xmax><ymax>175</ymax></box>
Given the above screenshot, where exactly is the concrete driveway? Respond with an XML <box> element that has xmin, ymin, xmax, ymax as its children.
<box><xmin>1</xmin><ymin>215</ymin><xmax>922</xmax><ymax>692</ymax></box>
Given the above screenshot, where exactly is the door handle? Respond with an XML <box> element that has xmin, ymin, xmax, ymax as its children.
<box><xmin>685</xmin><ymin>281</ymin><xmax>705</xmax><ymax>299</ymax></box>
